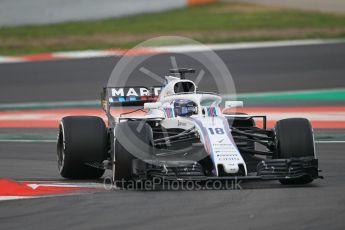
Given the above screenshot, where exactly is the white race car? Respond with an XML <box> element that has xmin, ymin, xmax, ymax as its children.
<box><xmin>57</xmin><ymin>68</ymin><xmax>321</xmax><ymax>186</ymax></box>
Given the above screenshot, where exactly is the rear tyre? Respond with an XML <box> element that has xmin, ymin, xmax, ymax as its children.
<box><xmin>274</xmin><ymin>118</ymin><xmax>315</xmax><ymax>185</ymax></box>
<box><xmin>57</xmin><ymin>116</ymin><xmax>107</xmax><ymax>179</ymax></box>
<box><xmin>114</xmin><ymin>121</ymin><xmax>153</xmax><ymax>185</ymax></box>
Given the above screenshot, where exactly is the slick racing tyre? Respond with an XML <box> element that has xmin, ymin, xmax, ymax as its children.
<box><xmin>274</xmin><ymin>118</ymin><xmax>315</xmax><ymax>185</ymax></box>
<box><xmin>57</xmin><ymin>116</ymin><xmax>107</xmax><ymax>179</ymax></box>
<box><xmin>114</xmin><ymin>121</ymin><xmax>153</xmax><ymax>184</ymax></box>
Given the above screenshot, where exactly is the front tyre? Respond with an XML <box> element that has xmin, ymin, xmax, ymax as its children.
<box><xmin>274</xmin><ymin>118</ymin><xmax>315</xmax><ymax>185</ymax></box>
<box><xmin>57</xmin><ymin>116</ymin><xmax>107</xmax><ymax>179</ymax></box>
<box><xmin>114</xmin><ymin>121</ymin><xmax>153</xmax><ymax>185</ymax></box>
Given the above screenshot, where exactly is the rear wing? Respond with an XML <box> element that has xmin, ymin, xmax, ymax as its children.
<box><xmin>101</xmin><ymin>86</ymin><xmax>162</xmax><ymax>111</ymax></box>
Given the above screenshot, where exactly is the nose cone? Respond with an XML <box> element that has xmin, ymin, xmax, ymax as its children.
<box><xmin>223</xmin><ymin>163</ymin><xmax>239</xmax><ymax>174</ymax></box>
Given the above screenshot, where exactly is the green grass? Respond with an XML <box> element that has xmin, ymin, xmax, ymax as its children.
<box><xmin>1</xmin><ymin>2</ymin><xmax>345</xmax><ymax>55</ymax></box>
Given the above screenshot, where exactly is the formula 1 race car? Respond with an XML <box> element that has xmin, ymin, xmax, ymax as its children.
<box><xmin>57</xmin><ymin>68</ymin><xmax>321</xmax><ymax>186</ymax></box>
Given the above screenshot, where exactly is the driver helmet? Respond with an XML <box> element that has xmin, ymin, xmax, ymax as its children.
<box><xmin>173</xmin><ymin>99</ymin><xmax>198</xmax><ymax>117</ymax></box>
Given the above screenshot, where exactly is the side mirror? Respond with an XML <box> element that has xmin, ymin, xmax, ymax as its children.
<box><xmin>144</xmin><ymin>102</ymin><xmax>162</xmax><ymax>110</ymax></box>
<box><xmin>223</xmin><ymin>101</ymin><xmax>243</xmax><ymax>112</ymax></box>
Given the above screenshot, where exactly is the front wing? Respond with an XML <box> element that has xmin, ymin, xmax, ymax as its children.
<box><xmin>131</xmin><ymin>157</ymin><xmax>321</xmax><ymax>182</ymax></box>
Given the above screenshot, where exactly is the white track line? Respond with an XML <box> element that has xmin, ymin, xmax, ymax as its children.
<box><xmin>25</xmin><ymin>182</ymin><xmax>105</xmax><ymax>189</ymax></box>
<box><xmin>0</xmin><ymin>192</ymin><xmax>98</xmax><ymax>202</ymax></box>
<box><xmin>52</xmin><ymin>50</ymin><xmax>117</xmax><ymax>59</ymax></box>
<box><xmin>0</xmin><ymin>39</ymin><xmax>344</xmax><ymax>64</ymax></box>
<box><xmin>153</xmin><ymin>39</ymin><xmax>345</xmax><ymax>53</ymax></box>
<box><xmin>0</xmin><ymin>139</ymin><xmax>55</xmax><ymax>143</ymax></box>
<box><xmin>0</xmin><ymin>196</ymin><xmax>33</xmax><ymax>201</ymax></box>
<box><xmin>0</xmin><ymin>100</ymin><xmax>99</xmax><ymax>110</ymax></box>
<box><xmin>222</xmin><ymin>87</ymin><xmax>345</xmax><ymax>98</ymax></box>
<box><xmin>315</xmin><ymin>141</ymin><xmax>345</xmax><ymax>143</ymax></box>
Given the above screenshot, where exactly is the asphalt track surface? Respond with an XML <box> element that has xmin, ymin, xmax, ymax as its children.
<box><xmin>0</xmin><ymin>141</ymin><xmax>344</xmax><ymax>229</ymax></box>
<box><xmin>0</xmin><ymin>43</ymin><xmax>345</xmax><ymax>103</ymax></box>
<box><xmin>0</xmin><ymin>43</ymin><xmax>344</xmax><ymax>229</ymax></box>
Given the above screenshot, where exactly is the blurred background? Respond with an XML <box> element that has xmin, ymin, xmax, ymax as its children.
<box><xmin>0</xmin><ymin>0</ymin><xmax>344</xmax><ymax>163</ymax></box>
<box><xmin>0</xmin><ymin>0</ymin><xmax>345</xmax><ymax>147</ymax></box>
<box><xmin>0</xmin><ymin>0</ymin><xmax>345</xmax><ymax>55</ymax></box>
<box><xmin>0</xmin><ymin>0</ymin><xmax>344</xmax><ymax>141</ymax></box>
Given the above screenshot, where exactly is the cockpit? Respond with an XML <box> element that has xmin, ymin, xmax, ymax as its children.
<box><xmin>173</xmin><ymin>99</ymin><xmax>198</xmax><ymax>117</ymax></box>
